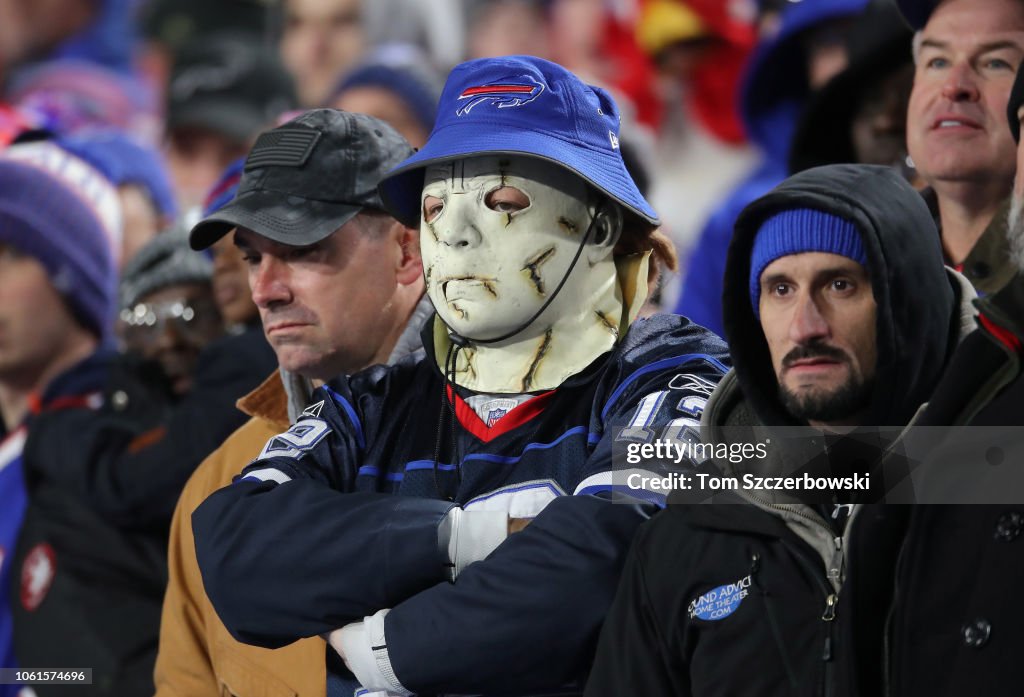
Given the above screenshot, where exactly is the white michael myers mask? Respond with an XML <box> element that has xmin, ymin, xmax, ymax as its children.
<box><xmin>421</xmin><ymin>155</ymin><xmax>621</xmax><ymax>343</ymax></box>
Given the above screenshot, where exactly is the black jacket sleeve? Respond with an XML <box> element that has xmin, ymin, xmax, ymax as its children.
<box><xmin>584</xmin><ymin>523</ymin><xmax>691</xmax><ymax>697</ymax></box>
<box><xmin>25</xmin><ymin>329</ymin><xmax>276</xmax><ymax>530</ymax></box>
<box><xmin>385</xmin><ymin>494</ymin><xmax>652</xmax><ymax>694</ymax></box>
<box><xmin>193</xmin><ymin>479</ymin><xmax>455</xmax><ymax>648</ymax></box>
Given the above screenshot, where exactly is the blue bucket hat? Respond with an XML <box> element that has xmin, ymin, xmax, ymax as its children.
<box><xmin>377</xmin><ymin>55</ymin><xmax>659</xmax><ymax>230</ymax></box>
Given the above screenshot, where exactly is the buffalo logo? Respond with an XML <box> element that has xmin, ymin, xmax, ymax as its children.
<box><xmin>456</xmin><ymin>77</ymin><xmax>545</xmax><ymax>116</ymax></box>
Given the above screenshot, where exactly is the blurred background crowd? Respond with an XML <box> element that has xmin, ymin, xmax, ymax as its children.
<box><xmin>0</xmin><ymin>0</ymin><xmax>953</xmax><ymax>694</ymax></box>
<box><xmin>0</xmin><ymin>0</ymin><xmax>916</xmax><ymax>315</ymax></box>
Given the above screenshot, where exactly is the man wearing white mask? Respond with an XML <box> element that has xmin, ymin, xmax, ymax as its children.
<box><xmin>193</xmin><ymin>56</ymin><xmax>730</xmax><ymax>697</ymax></box>
<box><xmin>416</xmin><ymin>155</ymin><xmax>638</xmax><ymax>394</ymax></box>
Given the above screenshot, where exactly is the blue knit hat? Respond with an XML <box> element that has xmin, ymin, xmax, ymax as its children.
<box><xmin>0</xmin><ymin>160</ymin><xmax>116</xmax><ymax>339</ymax></box>
<box><xmin>334</xmin><ymin>60</ymin><xmax>440</xmax><ymax>138</ymax></box>
<box><xmin>749</xmin><ymin>208</ymin><xmax>867</xmax><ymax>314</ymax></box>
<box><xmin>57</xmin><ymin>132</ymin><xmax>178</xmax><ymax>221</ymax></box>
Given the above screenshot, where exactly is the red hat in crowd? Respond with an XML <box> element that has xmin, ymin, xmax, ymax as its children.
<box><xmin>636</xmin><ymin>0</ymin><xmax>757</xmax><ymax>144</ymax></box>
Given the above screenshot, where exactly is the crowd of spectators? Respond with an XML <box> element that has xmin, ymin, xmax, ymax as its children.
<box><xmin>0</xmin><ymin>0</ymin><xmax>1023</xmax><ymax>695</ymax></box>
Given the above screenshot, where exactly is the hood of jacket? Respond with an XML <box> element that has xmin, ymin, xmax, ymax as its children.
<box><xmin>740</xmin><ymin>0</ymin><xmax>868</xmax><ymax>164</ymax></box>
<box><xmin>719</xmin><ymin>163</ymin><xmax>964</xmax><ymax>430</ymax></box>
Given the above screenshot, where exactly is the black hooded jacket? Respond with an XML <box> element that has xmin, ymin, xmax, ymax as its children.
<box><xmin>585</xmin><ymin>165</ymin><xmax>975</xmax><ymax>697</ymax></box>
<box><xmin>722</xmin><ymin>163</ymin><xmax>959</xmax><ymax>429</ymax></box>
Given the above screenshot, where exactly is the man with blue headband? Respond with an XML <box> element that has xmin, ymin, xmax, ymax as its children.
<box><xmin>193</xmin><ymin>56</ymin><xmax>728</xmax><ymax>696</ymax></box>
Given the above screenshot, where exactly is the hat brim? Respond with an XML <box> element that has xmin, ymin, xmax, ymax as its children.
<box><xmin>189</xmin><ymin>188</ymin><xmax>362</xmax><ymax>250</ymax></box>
<box><xmin>378</xmin><ymin>121</ymin><xmax>660</xmax><ymax>230</ymax></box>
<box><xmin>168</xmin><ymin>99</ymin><xmax>268</xmax><ymax>144</ymax></box>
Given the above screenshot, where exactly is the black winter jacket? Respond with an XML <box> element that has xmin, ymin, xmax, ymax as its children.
<box><xmin>10</xmin><ymin>326</ymin><xmax>275</xmax><ymax>697</ymax></box>
<box><xmin>584</xmin><ymin>500</ymin><xmax>909</xmax><ymax>697</ymax></box>
<box><xmin>885</xmin><ymin>272</ymin><xmax>1024</xmax><ymax>695</ymax></box>
<box><xmin>587</xmin><ymin>165</ymin><xmax>973</xmax><ymax>697</ymax></box>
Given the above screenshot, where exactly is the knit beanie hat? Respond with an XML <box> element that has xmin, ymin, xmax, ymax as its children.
<box><xmin>0</xmin><ymin>159</ymin><xmax>116</xmax><ymax>339</ymax></box>
<box><xmin>58</xmin><ymin>131</ymin><xmax>178</xmax><ymax>221</ymax></box>
<box><xmin>749</xmin><ymin>207</ymin><xmax>867</xmax><ymax>314</ymax></box>
<box><xmin>120</xmin><ymin>222</ymin><xmax>213</xmax><ymax>309</ymax></box>
<box><xmin>333</xmin><ymin>57</ymin><xmax>441</xmax><ymax>137</ymax></box>
<box><xmin>3</xmin><ymin>140</ymin><xmax>124</xmax><ymax>267</ymax></box>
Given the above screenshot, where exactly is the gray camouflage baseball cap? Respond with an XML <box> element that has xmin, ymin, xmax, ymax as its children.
<box><xmin>189</xmin><ymin>109</ymin><xmax>415</xmax><ymax>250</ymax></box>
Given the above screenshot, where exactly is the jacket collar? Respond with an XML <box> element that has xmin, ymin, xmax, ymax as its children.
<box><xmin>975</xmin><ymin>270</ymin><xmax>1024</xmax><ymax>344</ymax></box>
<box><xmin>960</xmin><ymin>198</ymin><xmax>1016</xmax><ymax>294</ymax></box>
<box><xmin>387</xmin><ymin>294</ymin><xmax>433</xmax><ymax>366</ymax></box>
<box><xmin>237</xmin><ymin>371</ymin><xmax>290</xmax><ymax>431</ymax></box>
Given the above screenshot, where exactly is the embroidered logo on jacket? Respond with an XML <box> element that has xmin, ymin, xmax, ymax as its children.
<box><xmin>486</xmin><ymin>408</ymin><xmax>508</xmax><ymax>427</ymax></box>
<box><xmin>20</xmin><ymin>542</ymin><xmax>57</xmax><ymax>612</ymax></box>
<box><xmin>301</xmin><ymin>400</ymin><xmax>325</xmax><ymax>418</ymax></box>
<box><xmin>688</xmin><ymin>575</ymin><xmax>751</xmax><ymax>621</ymax></box>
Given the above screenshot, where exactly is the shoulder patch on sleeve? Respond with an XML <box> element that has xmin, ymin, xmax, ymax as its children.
<box><xmin>301</xmin><ymin>399</ymin><xmax>325</xmax><ymax>418</ymax></box>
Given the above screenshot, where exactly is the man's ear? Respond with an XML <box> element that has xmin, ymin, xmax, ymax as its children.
<box><xmin>394</xmin><ymin>222</ymin><xmax>423</xmax><ymax>285</ymax></box>
<box><xmin>586</xmin><ymin>202</ymin><xmax>622</xmax><ymax>264</ymax></box>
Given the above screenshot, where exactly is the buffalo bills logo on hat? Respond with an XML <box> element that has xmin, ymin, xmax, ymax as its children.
<box><xmin>456</xmin><ymin>76</ymin><xmax>545</xmax><ymax>116</ymax></box>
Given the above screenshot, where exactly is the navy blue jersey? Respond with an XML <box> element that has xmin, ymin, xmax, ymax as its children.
<box><xmin>193</xmin><ymin>314</ymin><xmax>729</xmax><ymax>695</ymax></box>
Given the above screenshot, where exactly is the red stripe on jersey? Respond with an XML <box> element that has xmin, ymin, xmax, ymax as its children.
<box><xmin>447</xmin><ymin>386</ymin><xmax>556</xmax><ymax>442</ymax></box>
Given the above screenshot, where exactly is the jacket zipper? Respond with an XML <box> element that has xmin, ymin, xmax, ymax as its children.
<box><xmin>775</xmin><ymin>531</ymin><xmax>839</xmax><ymax>697</ymax></box>
<box><xmin>820</xmin><ymin>548</ymin><xmax>838</xmax><ymax>697</ymax></box>
<box><xmin>747</xmin><ymin>493</ymin><xmax>843</xmax><ymax>697</ymax></box>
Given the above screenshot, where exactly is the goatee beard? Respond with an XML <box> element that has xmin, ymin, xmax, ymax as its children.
<box><xmin>779</xmin><ymin>374</ymin><xmax>874</xmax><ymax>423</ymax></box>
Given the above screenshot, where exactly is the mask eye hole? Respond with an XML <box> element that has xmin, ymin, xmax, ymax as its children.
<box><xmin>423</xmin><ymin>195</ymin><xmax>445</xmax><ymax>222</ymax></box>
<box><xmin>485</xmin><ymin>186</ymin><xmax>530</xmax><ymax>214</ymax></box>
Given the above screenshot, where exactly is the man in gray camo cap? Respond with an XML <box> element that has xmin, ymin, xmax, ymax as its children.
<box><xmin>189</xmin><ymin>108</ymin><xmax>426</xmax><ymax>383</ymax></box>
<box><xmin>152</xmin><ymin>109</ymin><xmax>428</xmax><ymax>697</ymax></box>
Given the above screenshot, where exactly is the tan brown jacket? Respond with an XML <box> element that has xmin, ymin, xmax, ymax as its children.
<box><xmin>154</xmin><ymin>372</ymin><xmax>326</xmax><ymax>697</ymax></box>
